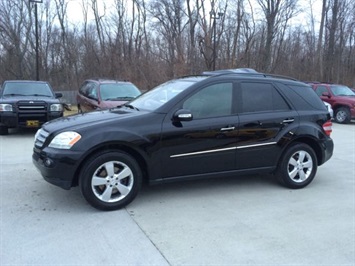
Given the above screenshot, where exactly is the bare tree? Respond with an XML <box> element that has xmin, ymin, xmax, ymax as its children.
<box><xmin>0</xmin><ymin>0</ymin><xmax>32</xmax><ymax>79</ymax></box>
<box><xmin>256</xmin><ymin>0</ymin><xmax>298</xmax><ymax>72</ymax></box>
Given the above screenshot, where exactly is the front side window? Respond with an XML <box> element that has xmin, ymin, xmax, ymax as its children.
<box><xmin>315</xmin><ymin>86</ymin><xmax>328</xmax><ymax>96</ymax></box>
<box><xmin>239</xmin><ymin>82</ymin><xmax>289</xmax><ymax>113</ymax></box>
<box><xmin>183</xmin><ymin>83</ymin><xmax>233</xmax><ymax>119</ymax></box>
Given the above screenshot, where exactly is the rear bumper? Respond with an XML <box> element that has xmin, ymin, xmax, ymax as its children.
<box><xmin>320</xmin><ymin>137</ymin><xmax>334</xmax><ymax>165</ymax></box>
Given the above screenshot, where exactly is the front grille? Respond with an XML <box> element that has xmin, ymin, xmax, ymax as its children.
<box><xmin>17</xmin><ymin>101</ymin><xmax>47</xmax><ymax>111</ymax></box>
<box><xmin>16</xmin><ymin>101</ymin><xmax>48</xmax><ymax>126</ymax></box>
<box><xmin>35</xmin><ymin>128</ymin><xmax>50</xmax><ymax>148</ymax></box>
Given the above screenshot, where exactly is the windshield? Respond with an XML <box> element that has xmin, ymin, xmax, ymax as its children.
<box><xmin>330</xmin><ymin>85</ymin><xmax>355</xmax><ymax>96</ymax></box>
<box><xmin>3</xmin><ymin>82</ymin><xmax>53</xmax><ymax>97</ymax></box>
<box><xmin>130</xmin><ymin>77</ymin><xmax>206</xmax><ymax>111</ymax></box>
<box><xmin>100</xmin><ymin>83</ymin><xmax>141</xmax><ymax>100</ymax></box>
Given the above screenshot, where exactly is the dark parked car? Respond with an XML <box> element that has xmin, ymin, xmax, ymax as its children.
<box><xmin>33</xmin><ymin>70</ymin><xmax>334</xmax><ymax>210</ymax></box>
<box><xmin>310</xmin><ymin>82</ymin><xmax>355</xmax><ymax>124</ymax></box>
<box><xmin>0</xmin><ymin>80</ymin><xmax>63</xmax><ymax>135</ymax></box>
<box><xmin>76</xmin><ymin>78</ymin><xmax>141</xmax><ymax>112</ymax></box>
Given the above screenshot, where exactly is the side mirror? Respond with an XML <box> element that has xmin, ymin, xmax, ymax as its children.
<box><xmin>172</xmin><ymin>109</ymin><xmax>193</xmax><ymax>122</ymax></box>
<box><xmin>55</xmin><ymin>92</ymin><xmax>63</xmax><ymax>98</ymax></box>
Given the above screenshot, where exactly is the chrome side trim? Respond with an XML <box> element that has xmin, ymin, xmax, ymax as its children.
<box><xmin>170</xmin><ymin>147</ymin><xmax>237</xmax><ymax>158</ymax></box>
<box><xmin>170</xmin><ymin>142</ymin><xmax>277</xmax><ymax>158</ymax></box>
<box><xmin>236</xmin><ymin>142</ymin><xmax>277</xmax><ymax>149</ymax></box>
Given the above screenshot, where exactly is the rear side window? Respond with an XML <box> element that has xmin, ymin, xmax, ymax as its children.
<box><xmin>239</xmin><ymin>82</ymin><xmax>289</xmax><ymax>113</ymax></box>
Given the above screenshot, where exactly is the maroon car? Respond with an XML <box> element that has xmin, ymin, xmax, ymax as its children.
<box><xmin>77</xmin><ymin>79</ymin><xmax>141</xmax><ymax>112</ymax></box>
<box><xmin>310</xmin><ymin>82</ymin><xmax>355</xmax><ymax>124</ymax></box>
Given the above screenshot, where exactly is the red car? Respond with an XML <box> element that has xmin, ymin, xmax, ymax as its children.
<box><xmin>310</xmin><ymin>82</ymin><xmax>355</xmax><ymax>124</ymax></box>
<box><xmin>77</xmin><ymin>79</ymin><xmax>141</xmax><ymax>112</ymax></box>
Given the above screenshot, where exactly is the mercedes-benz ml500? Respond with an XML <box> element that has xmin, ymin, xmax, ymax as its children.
<box><xmin>33</xmin><ymin>70</ymin><xmax>334</xmax><ymax>210</ymax></box>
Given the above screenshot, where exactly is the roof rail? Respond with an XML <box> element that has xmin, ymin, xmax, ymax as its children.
<box><xmin>263</xmin><ymin>74</ymin><xmax>298</xmax><ymax>81</ymax></box>
<box><xmin>202</xmin><ymin>68</ymin><xmax>259</xmax><ymax>75</ymax></box>
<box><xmin>202</xmin><ymin>68</ymin><xmax>298</xmax><ymax>81</ymax></box>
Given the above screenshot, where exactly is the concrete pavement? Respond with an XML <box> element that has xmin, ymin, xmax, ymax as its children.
<box><xmin>1</xmin><ymin>122</ymin><xmax>354</xmax><ymax>265</ymax></box>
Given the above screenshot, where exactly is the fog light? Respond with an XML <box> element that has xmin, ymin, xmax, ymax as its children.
<box><xmin>44</xmin><ymin>158</ymin><xmax>53</xmax><ymax>167</ymax></box>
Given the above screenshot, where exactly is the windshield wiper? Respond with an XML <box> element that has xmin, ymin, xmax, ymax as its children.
<box><xmin>33</xmin><ymin>94</ymin><xmax>51</xmax><ymax>97</ymax></box>
<box><xmin>123</xmin><ymin>103</ymin><xmax>139</xmax><ymax>111</ymax></box>
<box><xmin>3</xmin><ymin>93</ymin><xmax>26</xmax><ymax>96</ymax></box>
<box><xmin>105</xmin><ymin>96</ymin><xmax>135</xmax><ymax>100</ymax></box>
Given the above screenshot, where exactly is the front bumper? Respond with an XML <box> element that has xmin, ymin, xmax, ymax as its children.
<box><xmin>32</xmin><ymin>147</ymin><xmax>82</xmax><ymax>190</ymax></box>
<box><xmin>0</xmin><ymin>111</ymin><xmax>62</xmax><ymax>128</ymax></box>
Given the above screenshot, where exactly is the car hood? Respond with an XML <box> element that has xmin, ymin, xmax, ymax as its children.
<box><xmin>336</xmin><ymin>95</ymin><xmax>355</xmax><ymax>102</ymax></box>
<box><xmin>42</xmin><ymin>107</ymin><xmax>147</xmax><ymax>133</ymax></box>
<box><xmin>1</xmin><ymin>95</ymin><xmax>59</xmax><ymax>103</ymax></box>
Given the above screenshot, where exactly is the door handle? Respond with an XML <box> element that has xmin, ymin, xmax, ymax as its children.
<box><xmin>221</xmin><ymin>126</ymin><xmax>235</xmax><ymax>131</ymax></box>
<box><xmin>282</xmin><ymin>118</ymin><xmax>294</xmax><ymax>124</ymax></box>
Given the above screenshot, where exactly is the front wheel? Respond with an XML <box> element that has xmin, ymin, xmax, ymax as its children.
<box><xmin>79</xmin><ymin>151</ymin><xmax>142</xmax><ymax>211</ymax></box>
<box><xmin>334</xmin><ymin>107</ymin><xmax>351</xmax><ymax>124</ymax></box>
<box><xmin>276</xmin><ymin>143</ymin><xmax>317</xmax><ymax>189</ymax></box>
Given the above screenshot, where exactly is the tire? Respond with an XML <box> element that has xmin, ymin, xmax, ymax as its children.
<box><xmin>0</xmin><ymin>125</ymin><xmax>8</xmax><ymax>135</ymax></box>
<box><xmin>79</xmin><ymin>151</ymin><xmax>142</xmax><ymax>211</ymax></box>
<box><xmin>334</xmin><ymin>107</ymin><xmax>351</xmax><ymax>124</ymax></box>
<box><xmin>276</xmin><ymin>143</ymin><xmax>317</xmax><ymax>189</ymax></box>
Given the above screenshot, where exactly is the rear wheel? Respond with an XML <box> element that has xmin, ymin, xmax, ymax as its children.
<box><xmin>79</xmin><ymin>151</ymin><xmax>142</xmax><ymax>211</ymax></box>
<box><xmin>334</xmin><ymin>107</ymin><xmax>351</xmax><ymax>124</ymax></box>
<box><xmin>276</xmin><ymin>143</ymin><xmax>317</xmax><ymax>189</ymax></box>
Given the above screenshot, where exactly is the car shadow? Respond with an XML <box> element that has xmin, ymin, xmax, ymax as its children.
<box><xmin>132</xmin><ymin>174</ymin><xmax>278</xmax><ymax>206</ymax></box>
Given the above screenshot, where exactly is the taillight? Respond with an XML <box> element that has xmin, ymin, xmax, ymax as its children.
<box><xmin>323</xmin><ymin>120</ymin><xmax>332</xmax><ymax>136</ymax></box>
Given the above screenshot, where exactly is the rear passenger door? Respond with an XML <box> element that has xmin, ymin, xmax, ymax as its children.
<box><xmin>235</xmin><ymin>81</ymin><xmax>299</xmax><ymax>169</ymax></box>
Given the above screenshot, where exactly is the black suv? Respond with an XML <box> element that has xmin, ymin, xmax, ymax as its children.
<box><xmin>0</xmin><ymin>80</ymin><xmax>63</xmax><ymax>135</ymax></box>
<box><xmin>32</xmin><ymin>70</ymin><xmax>334</xmax><ymax>210</ymax></box>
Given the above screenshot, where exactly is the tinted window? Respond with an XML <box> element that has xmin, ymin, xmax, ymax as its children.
<box><xmin>239</xmin><ymin>82</ymin><xmax>289</xmax><ymax>113</ymax></box>
<box><xmin>183</xmin><ymin>83</ymin><xmax>233</xmax><ymax>119</ymax></box>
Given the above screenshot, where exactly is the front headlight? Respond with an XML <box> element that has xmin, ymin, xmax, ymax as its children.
<box><xmin>48</xmin><ymin>131</ymin><xmax>81</xmax><ymax>149</ymax></box>
<box><xmin>50</xmin><ymin>103</ymin><xmax>63</xmax><ymax>112</ymax></box>
<box><xmin>0</xmin><ymin>103</ymin><xmax>13</xmax><ymax>112</ymax></box>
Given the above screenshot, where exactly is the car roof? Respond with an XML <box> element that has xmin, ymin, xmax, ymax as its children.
<box><xmin>86</xmin><ymin>78</ymin><xmax>132</xmax><ymax>84</ymax></box>
<box><xmin>3</xmin><ymin>80</ymin><xmax>49</xmax><ymax>84</ymax></box>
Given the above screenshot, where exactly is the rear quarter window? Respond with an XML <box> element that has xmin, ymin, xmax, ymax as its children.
<box><xmin>277</xmin><ymin>83</ymin><xmax>326</xmax><ymax>110</ymax></box>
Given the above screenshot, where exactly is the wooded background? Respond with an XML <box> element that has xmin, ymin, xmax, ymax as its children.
<box><xmin>0</xmin><ymin>0</ymin><xmax>354</xmax><ymax>93</ymax></box>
